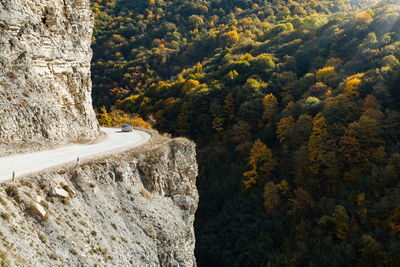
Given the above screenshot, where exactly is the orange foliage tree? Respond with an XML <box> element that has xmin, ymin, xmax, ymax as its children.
<box><xmin>355</xmin><ymin>12</ymin><xmax>372</xmax><ymax>25</ymax></box>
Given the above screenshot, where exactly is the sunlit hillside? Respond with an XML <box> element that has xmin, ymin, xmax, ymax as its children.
<box><xmin>91</xmin><ymin>0</ymin><xmax>400</xmax><ymax>265</ymax></box>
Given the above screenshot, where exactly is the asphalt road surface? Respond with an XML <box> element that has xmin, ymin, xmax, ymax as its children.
<box><xmin>0</xmin><ymin>127</ymin><xmax>151</xmax><ymax>181</ymax></box>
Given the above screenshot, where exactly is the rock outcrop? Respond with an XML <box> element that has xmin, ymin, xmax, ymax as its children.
<box><xmin>0</xmin><ymin>135</ymin><xmax>198</xmax><ymax>266</ymax></box>
<box><xmin>0</xmin><ymin>1</ymin><xmax>199</xmax><ymax>265</ymax></box>
<box><xmin>0</xmin><ymin>0</ymin><xmax>100</xmax><ymax>155</ymax></box>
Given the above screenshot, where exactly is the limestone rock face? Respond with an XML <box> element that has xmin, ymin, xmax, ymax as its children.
<box><xmin>50</xmin><ymin>187</ymin><xmax>69</xmax><ymax>198</ymax></box>
<box><xmin>0</xmin><ymin>135</ymin><xmax>198</xmax><ymax>266</ymax></box>
<box><xmin>29</xmin><ymin>202</ymin><xmax>47</xmax><ymax>219</ymax></box>
<box><xmin>0</xmin><ymin>0</ymin><xmax>100</xmax><ymax>155</ymax></box>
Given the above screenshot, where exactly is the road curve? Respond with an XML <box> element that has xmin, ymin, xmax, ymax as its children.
<box><xmin>0</xmin><ymin>127</ymin><xmax>151</xmax><ymax>181</ymax></box>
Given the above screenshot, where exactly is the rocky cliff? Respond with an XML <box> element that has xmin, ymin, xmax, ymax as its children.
<box><xmin>0</xmin><ymin>134</ymin><xmax>198</xmax><ymax>266</ymax></box>
<box><xmin>0</xmin><ymin>0</ymin><xmax>100</xmax><ymax>155</ymax></box>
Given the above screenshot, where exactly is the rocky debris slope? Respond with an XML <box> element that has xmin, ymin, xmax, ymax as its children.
<box><xmin>0</xmin><ymin>134</ymin><xmax>198</xmax><ymax>266</ymax></box>
<box><xmin>0</xmin><ymin>0</ymin><xmax>100</xmax><ymax>156</ymax></box>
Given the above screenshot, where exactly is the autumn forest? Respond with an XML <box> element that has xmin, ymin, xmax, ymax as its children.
<box><xmin>90</xmin><ymin>0</ymin><xmax>400</xmax><ymax>265</ymax></box>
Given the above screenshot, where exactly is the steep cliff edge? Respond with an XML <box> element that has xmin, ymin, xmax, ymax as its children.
<box><xmin>0</xmin><ymin>0</ymin><xmax>100</xmax><ymax>155</ymax></box>
<box><xmin>0</xmin><ymin>134</ymin><xmax>198</xmax><ymax>266</ymax></box>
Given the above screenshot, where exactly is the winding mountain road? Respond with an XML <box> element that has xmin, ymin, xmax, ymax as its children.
<box><xmin>0</xmin><ymin>127</ymin><xmax>151</xmax><ymax>181</ymax></box>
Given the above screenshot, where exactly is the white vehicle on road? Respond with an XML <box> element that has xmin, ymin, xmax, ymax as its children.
<box><xmin>121</xmin><ymin>124</ymin><xmax>133</xmax><ymax>132</ymax></box>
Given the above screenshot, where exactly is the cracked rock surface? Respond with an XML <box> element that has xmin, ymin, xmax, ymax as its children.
<box><xmin>0</xmin><ymin>0</ymin><xmax>100</xmax><ymax>155</ymax></box>
<box><xmin>0</xmin><ymin>135</ymin><xmax>198</xmax><ymax>266</ymax></box>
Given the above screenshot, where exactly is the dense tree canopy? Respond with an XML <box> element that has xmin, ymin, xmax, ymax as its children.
<box><xmin>91</xmin><ymin>0</ymin><xmax>400</xmax><ymax>265</ymax></box>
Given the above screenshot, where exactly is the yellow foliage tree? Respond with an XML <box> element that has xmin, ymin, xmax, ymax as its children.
<box><xmin>97</xmin><ymin>106</ymin><xmax>112</xmax><ymax>127</ymax></box>
<box><xmin>182</xmin><ymin>79</ymin><xmax>200</xmax><ymax>93</ymax></box>
<box><xmin>316</xmin><ymin>66</ymin><xmax>336</xmax><ymax>82</ymax></box>
<box><xmin>147</xmin><ymin>10</ymin><xmax>154</xmax><ymax>20</ymax></box>
<box><xmin>277</xmin><ymin>180</ymin><xmax>290</xmax><ymax>196</ymax></box>
<box><xmin>212</xmin><ymin>117</ymin><xmax>225</xmax><ymax>132</ymax></box>
<box><xmin>307</xmin><ymin>113</ymin><xmax>328</xmax><ymax>174</ymax></box>
<box><xmin>344</xmin><ymin>74</ymin><xmax>364</xmax><ymax>98</ymax></box>
<box><xmin>97</xmin><ymin>107</ymin><xmax>151</xmax><ymax>129</ymax></box>
<box><xmin>131</xmin><ymin>115</ymin><xmax>152</xmax><ymax>129</ymax></box>
<box><xmin>355</xmin><ymin>12</ymin><xmax>372</xmax><ymax>24</ymax></box>
<box><xmin>225</xmin><ymin>70</ymin><xmax>239</xmax><ymax>81</ymax></box>
<box><xmin>109</xmin><ymin>109</ymin><xmax>131</xmax><ymax>126</ymax></box>
<box><xmin>223</xmin><ymin>30</ymin><xmax>239</xmax><ymax>45</ymax></box>
<box><xmin>276</xmin><ymin>116</ymin><xmax>294</xmax><ymax>143</ymax></box>
<box><xmin>263</xmin><ymin>93</ymin><xmax>278</xmax><ymax>120</ymax></box>
<box><xmin>243</xmin><ymin>139</ymin><xmax>277</xmax><ymax>189</ymax></box>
